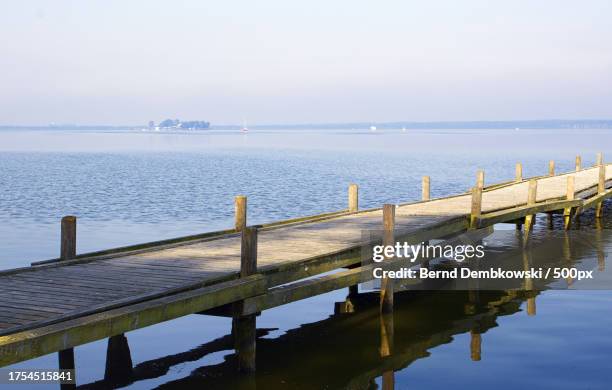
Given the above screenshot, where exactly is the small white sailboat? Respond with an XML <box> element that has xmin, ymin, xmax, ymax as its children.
<box><xmin>241</xmin><ymin>120</ymin><xmax>249</xmax><ymax>133</ymax></box>
<box><xmin>369</xmin><ymin>125</ymin><xmax>377</xmax><ymax>132</ymax></box>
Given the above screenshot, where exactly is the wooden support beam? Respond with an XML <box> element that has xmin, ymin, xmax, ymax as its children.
<box><xmin>596</xmin><ymin>164</ymin><xmax>606</xmax><ymax>218</ymax></box>
<box><xmin>348</xmin><ymin>184</ymin><xmax>359</xmax><ymax>212</ymax></box>
<box><xmin>422</xmin><ymin>176</ymin><xmax>431</xmax><ymax>201</ymax></box>
<box><xmin>380</xmin><ymin>204</ymin><xmax>395</xmax><ymax>314</ymax></box>
<box><xmin>234</xmin><ymin>226</ymin><xmax>258</xmax><ymax>373</ymax></box>
<box><xmin>575</xmin><ymin>155</ymin><xmax>582</xmax><ymax>171</ymax></box>
<box><xmin>60</xmin><ymin>216</ymin><xmax>77</xmax><ymax>261</ymax></box>
<box><xmin>564</xmin><ymin>176</ymin><xmax>575</xmax><ymax>230</ymax></box>
<box><xmin>59</xmin><ymin>216</ymin><xmax>77</xmax><ymax>383</ymax></box>
<box><xmin>479</xmin><ymin>199</ymin><xmax>582</xmax><ymax>227</ymax></box>
<box><xmin>523</xmin><ymin>180</ymin><xmax>538</xmax><ymax>234</ymax></box>
<box><xmin>515</xmin><ymin>163</ymin><xmax>522</xmax><ymax>182</ymax></box>
<box><xmin>470</xmin><ymin>186</ymin><xmax>482</xmax><ymax>229</ymax></box>
<box><xmin>548</xmin><ymin>160</ymin><xmax>555</xmax><ymax>176</ymax></box>
<box><xmin>596</xmin><ymin>152</ymin><xmax>603</xmax><ymax>167</ymax></box>
<box><xmin>234</xmin><ymin>195</ymin><xmax>247</xmax><ymax>232</ymax></box>
<box><xmin>476</xmin><ymin>170</ymin><xmax>485</xmax><ymax>189</ymax></box>
<box><xmin>104</xmin><ymin>333</ymin><xmax>133</xmax><ymax>385</ymax></box>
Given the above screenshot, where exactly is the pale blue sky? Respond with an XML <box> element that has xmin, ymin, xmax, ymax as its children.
<box><xmin>2</xmin><ymin>0</ymin><xmax>612</xmax><ymax>125</ymax></box>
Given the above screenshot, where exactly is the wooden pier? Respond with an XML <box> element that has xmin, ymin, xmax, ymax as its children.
<box><xmin>0</xmin><ymin>155</ymin><xmax>610</xmax><ymax>375</ymax></box>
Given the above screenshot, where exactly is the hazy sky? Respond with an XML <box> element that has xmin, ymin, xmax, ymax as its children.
<box><xmin>2</xmin><ymin>0</ymin><xmax>612</xmax><ymax>125</ymax></box>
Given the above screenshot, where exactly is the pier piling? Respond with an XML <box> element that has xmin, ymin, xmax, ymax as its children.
<box><xmin>235</xmin><ymin>196</ymin><xmax>247</xmax><ymax>231</ymax></box>
<box><xmin>349</xmin><ymin>184</ymin><xmax>359</xmax><ymax>212</ymax></box>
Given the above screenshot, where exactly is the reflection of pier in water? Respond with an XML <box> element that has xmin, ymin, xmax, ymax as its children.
<box><xmin>78</xmin><ymin>220</ymin><xmax>608</xmax><ymax>389</ymax></box>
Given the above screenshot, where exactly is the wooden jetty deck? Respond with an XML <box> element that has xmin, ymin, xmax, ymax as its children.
<box><xmin>0</xmin><ymin>156</ymin><xmax>610</xmax><ymax>369</ymax></box>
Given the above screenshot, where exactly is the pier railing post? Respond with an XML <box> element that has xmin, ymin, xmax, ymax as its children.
<box><xmin>548</xmin><ymin>160</ymin><xmax>555</xmax><ymax>176</ymax></box>
<box><xmin>422</xmin><ymin>176</ymin><xmax>430</xmax><ymax>201</ymax></box>
<box><xmin>59</xmin><ymin>216</ymin><xmax>77</xmax><ymax>389</ymax></box>
<box><xmin>575</xmin><ymin>155</ymin><xmax>582</xmax><ymax>171</ymax></box>
<box><xmin>515</xmin><ymin>163</ymin><xmax>523</xmax><ymax>182</ymax></box>
<box><xmin>348</xmin><ymin>184</ymin><xmax>359</xmax><ymax>212</ymax></box>
<box><xmin>470</xmin><ymin>170</ymin><xmax>484</xmax><ymax>229</ymax></box>
<box><xmin>61</xmin><ymin>216</ymin><xmax>77</xmax><ymax>260</ymax></box>
<box><xmin>380</xmin><ymin>204</ymin><xmax>395</xmax><ymax>314</ymax></box>
<box><xmin>234</xmin><ymin>195</ymin><xmax>247</xmax><ymax>231</ymax></box>
<box><xmin>564</xmin><ymin>176</ymin><xmax>575</xmax><ymax>230</ymax></box>
<box><xmin>476</xmin><ymin>170</ymin><xmax>485</xmax><ymax>189</ymax></box>
<box><xmin>524</xmin><ymin>179</ymin><xmax>538</xmax><ymax>233</ymax></box>
<box><xmin>234</xmin><ymin>226</ymin><xmax>258</xmax><ymax>373</ymax></box>
<box><xmin>596</xmin><ymin>152</ymin><xmax>603</xmax><ymax>167</ymax></box>
<box><xmin>596</xmin><ymin>162</ymin><xmax>606</xmax><ymax>218</ymax></box>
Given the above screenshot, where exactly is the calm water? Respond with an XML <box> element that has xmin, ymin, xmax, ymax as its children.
<box><xmin>0</xmin><ymin>128</ymin><xmax>610</xmax><ymax>389</ymax></box>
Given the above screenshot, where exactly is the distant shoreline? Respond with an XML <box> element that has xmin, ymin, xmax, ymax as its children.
<box><xmin>1</xmin><ymin>119</ymin><xmax>612</xmax><ymax>131</ymax></box>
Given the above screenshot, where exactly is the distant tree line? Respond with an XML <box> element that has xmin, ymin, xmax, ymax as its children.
<box><xmin>153</xmin><ymin>119</ymin><xmax>210</xmax><ymax>129</ymax></box>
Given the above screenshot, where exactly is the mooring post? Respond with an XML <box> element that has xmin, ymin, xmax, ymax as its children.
<box><xmin>61</xmin><ymin>216</ymin><xmax>77</xmax><ymax>260</ymax></box>
<box><xmin>59</xmin><ymin>216</ymin><xmax>76</xmax><ymax>389</ymax></box>
<box><xmin>422</xmin><ymin>176</ymin><xmax>430</xmax><ymax>201</ymax></box>
<box><xmin>380</xmin><ymin>204</ymin><xmax>395</xmax><ymax>314</ymax></box>
<box><xmin>235</xmin><ymin>195</ymin><xmax>247</xmax><ymax>231</ymax></box>
<box><xmin>563</xmin><ymin>176</ymin><xmax>575</xmax><ymax>230</ymax></box>
<box><xmin>104</xmin><ymin>333</ymin><xmax>133</xmax><ymax>385</ymax></box>
<box><xmin>470</xmin><ymin>170</ymin><xmax>484</xmax><ymax>229</ymax></box>
<box><xmin>596</xmin><ymin>162</ymin><xmax>606</xmax><ymax>218</ymax></box>
<box><xmin>515</xmin><ymin>163</ymin><xmax>523</xmax><ymax>182</ymax></box>
<box><xmin>548</xmin><ymin>160</ymin><xmax>555</xmax><ymax>176</ymax></box>
<box><xmin>470</xmin><ymin>330</ymin><xmax>482</xmax><ymax>361</ymax></box>
<box><xmin>476</xmin><ymin>170</ymin><xmax>485</xmax><ymax>189</ymax></box>
<box><xmin>348</xmin><ymin>183</ymin><xmax>359</xmax><ymax>212</ymax></box>
<box><xmin>234</xmin><ymin>226</ymin><xmax>258</xmax><ymax>373</ymax></box>
<box><xmin>515</xmin><ymin>164</ymin><xmax>523</xmax><ymax>230</ymax></box>
<box><xmin>524</xmin><ymin>179</ymin><xmax>538</xmax><ymax>234</ymax></box>
<box><xmin>575</xmin><ymin>155</ymin><xmax>582</xmax><ymax>171</ymax></box>
<box><xmin>596</xmin><ymin>152</ymin><xmax>603</xmax><ymax>167</ymax></box>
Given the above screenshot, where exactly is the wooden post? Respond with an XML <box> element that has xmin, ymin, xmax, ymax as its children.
<box><xmin>524</xmin><ymin>180</ymin><xmax>537</xmax><ymax>233</ymax></box>
<box><xmin>234</xmin><ymin>195</ymin><xmax>247</xmax><ymax>231</ymax></box>
<box><xmin>564</xmin><ymin>176</ymin><xmax>575</xmax><ymax>230</ymax></box>
<box><xmin>548</xmin><ymin>160</ymin><xmax>555</xmax><ymax>176</ymax></box>
<box><xmin>59</xmin><ymin>216</ymin><xmax>76</xmax><ymax>388</ymax></box>
<box><xmin>575</xmin><ymin>155</ymin><xmax>582</xmax><ymax>171</ymax></box>
<box><xmin>470</xmin><ymin>186</ymin><xmax>482</xmax><ymax>229</ymax></box>
<box><xmin>422</xmin><ymin>176</ymin><xmax>430</xmax><ymax>201</ymax></box>
<box><xmin>515</xmin><ymin>163</ymin><xmax>523</xmax><ymax>182</ymax></box>
<box><xmin>104</xmin><ymin>334</ymin><xmax>133</xmax><ymax>385</ymax></box>
<box><xmin>348</xmin><ymin>184</ymin><xmax>359</xmax><ymax>212</ymax></box>
<box><xmin>234</xmin><ymin>226</ymin><xmax>258</xmax><ymax>373</ymax></box>
<box><xmin>61</xmin><ymin>216</ymin><xmax>77</xmax><ymax>260</ymax></box>
<box><xmin>470</xmin><ymin>330</ymin><xmax>481</xmax><ymax>361</ymax></box>
<box><xmin>380</xmin><ymin>204</ymin><xmax>395</xmax><ymax>314</ymax></box>
<box><xmin>596</xmin><ymin>152</ymin><xmax>603</xmax><ymax>166</ymax></box>
<box><xmin>476</xmin><ymin>170</ymin><xmax>485</xmax><ymax>189</ymax></box>
<box><xmin>596</xmin><ymin>164</ymin><xmax>606</xmax><ymax>218</ymax></box>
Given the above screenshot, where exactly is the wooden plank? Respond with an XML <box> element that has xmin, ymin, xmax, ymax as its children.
<box><xmin>0</xmin><ymin>274</ymin><xmax>266</xmax><ymax>366</ymax></box>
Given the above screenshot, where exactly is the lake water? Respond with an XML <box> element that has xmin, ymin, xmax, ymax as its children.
<box><xmin>0</xmin><ymin>128</ymin><xmax>610</xmax><ymax>389</ymax></box>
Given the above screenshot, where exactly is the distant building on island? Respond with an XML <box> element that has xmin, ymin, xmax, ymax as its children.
<box><xmin>150</xmin><ymin>118</ymin><xmax>211</xmax><ymax>130</ymax></box>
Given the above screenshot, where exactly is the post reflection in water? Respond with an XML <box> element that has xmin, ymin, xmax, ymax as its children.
<box><xmin>76</xmin><ymin>209</ymin><xmax>609</xmax><ymax>390</ymax></box>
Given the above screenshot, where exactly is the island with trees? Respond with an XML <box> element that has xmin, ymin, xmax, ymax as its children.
<box><xmin>149</xmin><ymin>119</ymin><xmax>210</xmax><ymax>130</ymax></box>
